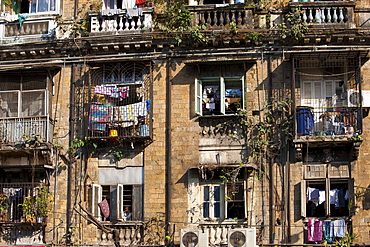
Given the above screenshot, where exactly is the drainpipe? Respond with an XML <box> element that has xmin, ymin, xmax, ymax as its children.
<box><xmin>66</xmin><ymin>64</ymin><xmax>76</xmax><ymax>245</ymax></box>
<box><xmin>267</xmin><ymin>56</ymin><xmax>275</xmax><ymax>244</ymax></box>
<box><xmin>165</xmin><ymin>54</ymin><xmax>173</xmax><ymax>244</ymax></box>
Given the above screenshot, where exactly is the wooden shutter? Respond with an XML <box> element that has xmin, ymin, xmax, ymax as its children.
<box><xmin>91</xmin><ymin>184</ymin><xmax>102</xmax><ymax>220</ymax></box>
<box><xmin>220</xmin><ymin>77</ymin><xmax>225</xmax><ymax>114</ymax></box>
<box><xmin>195</xmin><ymin>78</ymin><xmax>202</xmax><ymax>115</ymax></box>
<box><xmin>132</xmin><ymin>185</ymin><xmax>142</xmax><ymax>221</ymax></box>
<box><xmin>301</xmin><ymin>180</ymin><xmax>306</xmax><ymax>217</ymax></box>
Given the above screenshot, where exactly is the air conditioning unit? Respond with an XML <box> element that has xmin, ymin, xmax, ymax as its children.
<box><xmin>228</xmin><ymin>228</ymin><xmax>256</xmax><ymax>247</ymax></box>
<box><xmin>347</xmin><ymin>89</ymin><xmax>361</xmax><ymax>107</ymax></box>
<box><xmin>180</xmin><ymin>229</ymin><xmax>209</xmax><ymax>247</ymax></box>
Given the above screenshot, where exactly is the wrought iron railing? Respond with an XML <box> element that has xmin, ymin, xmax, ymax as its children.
<box><xmin>0</xmin><ymin>116</ymin><xmax>54</xmax><ymax>144</ymax></box>
<box><xmin>296</xmin><ymin>106</ymin><xmax>359</xmax><ymax>137</ymax></box>
<box><xmin>0</xmin><ymin>182</ymin><xmax>43</xmax><ymax>223</ymax></box>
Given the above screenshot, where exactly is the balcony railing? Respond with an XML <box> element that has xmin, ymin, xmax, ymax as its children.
<box><xmin>0</xmin><ymin>116</ymin><xmax>54</xmax><ymax>145</ymax></box>
<box><xmin>296</xmin><ymin>106</ymin><xmax>359</xmax><ymax>137</ymax></box>
<box><xmin>89</xmin><ymin>7</ymin><xmax>153</xmax><ymax>34</ymax></box>
<box><xmin>187</xmin><ymin>4</ymin><xmax>254</xmax><ymax>29</ymax></box>
<box><xmin>0</xmin><ymin>182</ymin><xmax>43</xmax><ymax>223</ymax></box>
<box><xmin>290</xmin><ymin>1</ymin><xmax>355</xmax><ymax>27</ymax></box>
<box><xmin>97</xmin><ymin>224</ymin><xmax>143</xmax><ymax>245</ymax></box>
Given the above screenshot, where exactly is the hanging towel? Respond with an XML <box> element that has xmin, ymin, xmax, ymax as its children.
<box><xmin>98</xmin><ymin>199</ymin><xmax>110</xmax><ymax>221</ymax></box>
<box><xmin>313</xmin><ymin>220</ymin><xmax>323</xmax><ymax>242</ymax></box>
<box><xmin>307</xmin><ymin>219</ymin><xmax>314</xmax><ymax>242</ymax></box>
<box><xmin>18</xmin><ymin>14</ymin><xmax>28</xmax><ymax>26</ymax></box>
<box><xmin>335</xmin><ymin>219</ymin><xmax>346</xmax><ymax>238</ymax></box>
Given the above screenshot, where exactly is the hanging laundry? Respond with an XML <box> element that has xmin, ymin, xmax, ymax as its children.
<box><xmin>98</xmin><ymin>198</ymin><xmax>110</xmax><ymax>221</ymax></box>
<box><xmin>89</xmin><ymin>104</ymin><xmax>109</xmax><ymax>131</ymax></box>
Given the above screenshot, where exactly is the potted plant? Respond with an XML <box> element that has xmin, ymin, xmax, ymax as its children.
<box><xmin>89</xmin><ymin>2</ymin><xmax>103</xmax><ymax>10</ymax></box>
<box><xmin>0</xmin><ymin>193</ymin><xmax>9</xmax><ymax>222</ymax></box>
<box><xmin>19</xmin><ymin>185</ymin><xmax>52</xmax><ymax>223</ymax></box>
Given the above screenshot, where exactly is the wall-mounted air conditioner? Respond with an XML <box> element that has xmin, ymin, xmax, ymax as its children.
<box><xmin>228</xmin><ymin>228</ymin><xmax>256</xmax><ymax>247</ymax></box>
<box><xmin>347</xmin><ymin>89</ymin><xmax>361</xmax><ymax>107</ymax></box>
<box><xmin>180</xmin><ymin>229</ymin><xmax>209</xmax><ymax>247</ymax></box>
<box><xmin>347</xmin><ymin>89</ymin><xmax>370</xmax><ymax>107</ymax></box>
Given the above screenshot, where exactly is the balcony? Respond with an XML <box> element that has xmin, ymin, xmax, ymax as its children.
<box><xmin>0</xmin><ymin>116</ymin><xmax>54</xmax><ymax>146</ymax></box>
<box><xmin>0</xmin><ymin>182</ymin><xmax>43</xmax><ymax>224</ymax></box>
<box><xmin>0</xmin><ymin>14</ymin><xmax>56</xmax><ymax>43</ymax></box>
<box><xmin>187</xmin><ymin>4</ymin><xmax>254</xmax><ymax>30</ymax></box>
<box><xmin>289</xmin><ymin>1</ymin><xmax>355</xmax><ymax>28</ymax></box>
<box><xmin>97</xmin><ymin>223</ymin><xmax>143</xmax><ymax>245</ymax></box>
<box><xmin>89</xmin><ymin>7</ymin><xmax>153</xmax><ymax>35</ymax></box>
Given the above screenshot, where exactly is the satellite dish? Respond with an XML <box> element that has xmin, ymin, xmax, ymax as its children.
<box><xmin>182</xmin><ymin>232</ymin><xmax>199</xmax><ymax>247</ymax></box>
<box><xmin>229</xmin><ymin>231</ymin><xmax>246</xmax><ymax>247</ymax></box>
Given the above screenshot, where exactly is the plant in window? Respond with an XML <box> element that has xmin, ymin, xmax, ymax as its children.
<box><xmin>19</xmin><ymin>185</ymin><xmax>52</xmax><ymax>223</ymax></box>
<box><xmin>89</xmin><ymin>1</ymin><xmax>103</xmax><ymax>10</ymax></box>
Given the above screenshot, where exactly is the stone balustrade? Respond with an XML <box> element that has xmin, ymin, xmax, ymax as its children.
<box><xmin>187</xmin><ymin>5</ymin><xmax>254</xmax><ymax>29</ymax></box>
<box><xmin>97</xmin><ymin>224</ymin><xmax>143</xmax><ymax>245</ymax></box>
<box><xmin>290</xmin><ymin>1</ymin><xmax>355</xmax><ymax>27</ymax></box>
<box><xmin>89</xmin><ymin>8</ymin><xmax>153</xmax><ymax>34</ymax></box>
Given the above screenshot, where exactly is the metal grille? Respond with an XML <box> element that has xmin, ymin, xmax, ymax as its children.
<box><xmin>87</xmin><ymin>62</ymin><xmax>152</xmax><ymax>140</ymax></box>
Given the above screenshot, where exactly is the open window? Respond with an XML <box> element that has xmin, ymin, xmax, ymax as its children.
<box><xmin>0</xmin><ymin>72</ymin><xmax>51</xmax><ymax>118</ymax></box>
<box><xmin>11</xmin><ymin>0</ymin><xmax>56</xmax><ymax>14</ymax></box>
<box><xmin>301</xmin><ymin>163</ymin><xmax>353</xmax><ymax>218</ymax></box>
<box><xmin>90</xmin><ymin>184</ymin><xmax>142</xmax><ymax>222</ymax></box>
<box><xmin>195</xmin><ymin>77</ymin><xmax>244</xmax><ymax>116</ymax></box>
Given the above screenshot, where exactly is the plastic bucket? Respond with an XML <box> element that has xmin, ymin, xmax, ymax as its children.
<box><xmin>297</xmin><ymin>107</ymin><xmax>314</xmax><ymax>135</ymax></box>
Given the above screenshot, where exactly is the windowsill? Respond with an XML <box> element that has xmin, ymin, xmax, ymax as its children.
<box><xmin>302</xmin><ymin>216</ymin><xmax>351</xmax><ymax>222</ymax></box>
<box><xmin>0</xmin><ymin>12</ymin><xmax>58</xmax><ymax>22</ymax></box>
<box><xmin>200</xmin><ymin>218</ymin><xmax>248</xmax><ymax>224</ymax></box>
<box><xmin>101</xmin><ymin>221</ymin><xmax>143</xmax><ymax>225</ymax></box>
<box><xmin>198</xmin><ymin>114</ymin><xmax>239</xmax><ymax>119</ymax></box>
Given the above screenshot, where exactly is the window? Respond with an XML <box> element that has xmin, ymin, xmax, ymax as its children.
<box><xmin>195</xmin><ymin>77</ymin><xmax>244</xmax><ymax>116</ymax></box>
<box><xmin>201</xmin><ymin>181</ymin><xmax>246</xmax><ymax>220</ymax></box>
<box><xmin>0</xmin><ymin>73</ymin><xmax>51</xmax><ymax>118</ymax></box>
<box><xmin>91</xmin><ymin>184</ymin><xmax>142</xmax><ymax>222</ymax></box>
<box><xmin>12</xmin><ymin>0</ymin><xmax>56</xmax><ymax>14</ymax></box>
<box><xmin>301</xmin><ymin>80</ymin><xmax>345</xmax><ymax>108</ymax></box>
<box><xmin>301</xmin><ymin>163</ymin><xmax>353</xmax><ymax>218</ymax></box>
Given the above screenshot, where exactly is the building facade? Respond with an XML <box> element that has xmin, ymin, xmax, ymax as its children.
<box><xmin>0</xmin><ymin>0</ymin><xmax>370</xmax><ymax>246</ymax></box>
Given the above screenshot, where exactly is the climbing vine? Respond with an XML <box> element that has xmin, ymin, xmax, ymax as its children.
<box><xmin>279</xmin><ymin>8</ymin><xmax>308</xmax><ymax>42</ymax></box>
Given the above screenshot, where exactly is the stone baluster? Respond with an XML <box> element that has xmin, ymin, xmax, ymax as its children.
<box><xmin>219</xmin><ymin>12</ymin><xmax>224</xmax><ymax>26</ymax></box>
<box><xmin>214</xmin><ymin>226</ymin><xmax>221</xmax><ymax>244</ymax></box>
<box><xmin>212</xmin><ymin>11</ymin><xmax>217</xmax><ymax>27</ymax></box>
<box><xmin>327</xmin><ymin>7</ymin><xmax>332</xmax><ymax>23</ymax></box>
<box><xmin>125</xmin><ymin>18</ymin><xmax>129</xmax><ymax>30</ymax></box>
<box><xmin>315</xmin><ymin>9</ymin><xmax>321</xmax><ymax>23</ymax></box>
<box><xmin>225</xmin><ymin>10</ymin><xmax>230</xmax><ymax>25</ymax></box>
<box><xmin>118</xmin><ymin>16</ymin><xmax>124</xmax><ymax>31</ymax></box>
<box><xmin>231</xmin><ymin>10</ymin><xmax>236</xmax><ymax>24</ymax></box>
<box><xmin>237</xmin><ymin>10</ymin><xmax>242</xmax><ymax>25</ymax></box>
<box><xmin>101</xmin><ymin>231</ymin><xmax>108</xmax><ymax>243</ymax></box>
<box><xmin>200</xmin><ymin>12</ymin><xmax>205</xmax><ymax>25</ymax></box>
<box><xmin>206</xmin><ymin>11</ymin><xmax>212</xmax><ymax>25</ymax></box>
<box><xmin>130</xmin><ymin>18</ymin><xmax>135</xmax><ymax>30</ymax></box>
<box><xmin>209</xmin><ymin>226</ymin><xmax>215</xmax><ymax>244</ymax></box>
<box><xmin>124</xmin><ymin>228</ymin><xmax>130</xmax><ymax>244</ymax></box>
<box><xmin>302</xmin><ymin>8</ymin><xmax>308</xmax><ymax>23</ymax></box>
<box><xmin>221</xmin><ymin>225</ymin><xmax>228</xmax><ymax>244</ymax></box>
<box><xmin>136</xmin><ymin>227</ymin><xmax>141</xmax><ymax>242</ymax></box>
<box><xmin>113</xmin><ymin>16</ymin><xmax>118</xmax><ymax>31</ymax></box>
<box><xmin>242</xmin><ymin>10</ymin><xmax>248</xmax><ymax>26</ymax></box>
<box><xmin>338</xmin><ymin>7</ymin><xmax>344</xmax><ymax>23</ymax></box>
<box><xmin>137</xmin><ymin>16</ymin><xmax>142</xmax><ymax>30</ymax></box>
<box><xmin>130</xmin><ymin>226</ymin><xmax>136</xmax><ymax>243</ymax></box>
<box><xmin>332</xmin><ymin>7</ymin><xmax>338</xmax><ymax>23</ymax></box>
<box><xmin>119</xmin><ymin>228</ymin><xmax>124</xmax><ymax>242</ymax></box>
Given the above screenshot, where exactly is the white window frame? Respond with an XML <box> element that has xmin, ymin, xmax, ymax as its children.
<box><xmin>225</xmin><ymin>181</ymin><xmax>246</xmax><ymax>220</ymax></box>
<box><xmin>195</xmin><ymin>76</ymin><xmax>245</xmax><ymax>116</ymax></box>
<box><xmin>91</xmin><ymin>183</ymin><xmax>142</xmax><ymax>222</ymax></box>
<box><xmin>301</xmin><ymin>80</ymin><xmax>345</xmax><ymax>108</ymax></box>
<box><xmin>201</xmin><ymin>183</ymin><xmax>225</xmax><ymax>220</ymax></box>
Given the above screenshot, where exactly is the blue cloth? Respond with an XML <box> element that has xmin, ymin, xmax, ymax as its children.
<box><xmin>18</xmin><ymin>14</ymin><xmax>29</xmax><ymax>26</ymax></box>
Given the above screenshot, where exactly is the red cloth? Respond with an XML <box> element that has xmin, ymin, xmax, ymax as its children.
<box><xmin>98</xmin><ymin>199</ymin><xmax>110</xmax><ymax>221</ymax></box>
<box><xmin>136</xmin><ymin>0</ymin><xmax>146</xmax><ymax>6</ymax></box>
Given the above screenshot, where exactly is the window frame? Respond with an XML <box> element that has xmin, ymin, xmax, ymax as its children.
<box><xmin>195</xmin><ymin>76</ymin><xmax>245</xmax><ymax>116</ymax></box>
<box><xmin>91</xmin><ymin>183</ymin><xmax>142</xmax><ymax>222</ymax></box>
<box><xmin>201</xmin><ymin>183</ymin><xmax>225</xmax><ymax>220</ymax></box>
<box><xmin>301</xmin><ymin>163</ymin><xmax>354</xmax><ymax>218</ymax></box>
